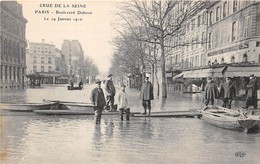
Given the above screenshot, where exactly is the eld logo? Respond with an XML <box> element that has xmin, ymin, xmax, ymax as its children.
<box><xmin>234</xmin><ymin>151</ymin><xmax>246</xmax><ymax>158</ymax></box>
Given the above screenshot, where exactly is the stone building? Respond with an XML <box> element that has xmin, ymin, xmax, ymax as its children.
<box><xmin>166</xmin><ymin>0</ymin><xmax>260</xmax><ymax>93</ymax></box>
<box><xmin>206</xmin><ymin>0</ymin><xmax>260</xmax><ymax>65</ymax></box>
<box><xmin>26</xmin><ymin>40</ymin><xmax>68</xmax><ymax>86</ymax></box>
<box><xmin>0</xmin><ymin>1</ymin><xmax>27</xmax><ymax>89</ymax></box>
<box><xmin>61</xmin><ymin>40</ymin><xmax>84</xmax><ymax>83</ymax></box>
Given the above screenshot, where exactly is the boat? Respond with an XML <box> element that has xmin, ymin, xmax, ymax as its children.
<box><xmin>201</xmin><ymin>105</ymin><xmax>259</xmax><ymax>133</ymax></box>
<box><xmin>67</xmin><ymin>86</ymin><xmax>83</xmax><ymax>90</ymax></box>
<box><xmin>43</xmin><ymin>100</ymin><xmax>93</xmax><ymax>111</ymax></box>
<box><xmin>0</xmin><ymin>101</ymin><xmax>59</xmax><ymax>111</ymax></box>
<box><xmin>33</xmin><ymin>110</ymin><xmax>140</xmax><ymax>116</ymax></box>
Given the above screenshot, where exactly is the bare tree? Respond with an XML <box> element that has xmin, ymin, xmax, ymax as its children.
<box><xmin>115</xmin><ymin>0</ymin><xmax>208</xmax><ymax>98</ymax></box>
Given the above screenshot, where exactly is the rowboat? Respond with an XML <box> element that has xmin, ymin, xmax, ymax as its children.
<box><xmin>201</xmin><ymin>105</ymin><xmax>259</xmax><ymax>133</ymax></box>
<box><xmin>43</xmin><ymin>100</ymin><xmax>93</xmax><ymax>111</ymax></box>
<box><xmin>67</xmin><ymin>86</ymin><xmax>83</xmax><ymax>90</ymax></box>
<box><xmin>0</xmin><ymin>101</ymin><xmax>59</xmax><ymax>111</ymax></box>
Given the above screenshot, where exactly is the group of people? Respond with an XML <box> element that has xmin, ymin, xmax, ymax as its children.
<box><xmin>90</xmin><ymin>74</ymin><xmax>154</xmax><ymax>124</ymax></box>
<box><xmin>204</xmin><ymin>74</ymin><xmax>258</xmax><ymax>110</ymax></box>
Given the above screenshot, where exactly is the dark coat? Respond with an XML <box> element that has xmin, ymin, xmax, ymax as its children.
<box><xmin>105</xmin><ymin>80</ymin><xmax>116</xmax><ymax>96</ymax></box>
<box><xmin>246</xmin><ymin>78</ymin><xmax>258</xmax><ymax>99</ymax></box>
<box><xmin>220</xmin><ymin>82</ymin><xmax>236</xmax><ymax>99</ymax></box>
<box><xmin>90</xmin><ymin>87</ymin><xmax>106</xmax><ymax>108</ymax></box>
<box><xmin>140</xmin><ymin>81</ymin><xmax>154</xmax><ymax>101</ymax></box>
<box><xmin>204</xmin><ymin>81</ymin><xmax>219</xmax><ymax>101</ymax></box>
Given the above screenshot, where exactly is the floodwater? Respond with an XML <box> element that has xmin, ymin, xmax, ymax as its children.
<box><xmin>0</xmin><ymin>84</ymin><xmax>260</xmax><ymax>164</ymax></box>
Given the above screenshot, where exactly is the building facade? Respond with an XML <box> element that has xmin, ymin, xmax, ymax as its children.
<box><xmin>26</xmin><ymin>40</ymin><xmax>68</xmax><ymax>86</ymax></box>
<box><xmin>61</xmin><ymin>40</ymin><xmax>84</xmax><ymax>83</ymax></box>
<box><xmin>206</xmin><ymin>0</ymin><xmax>260</xmax><ymax>65</ymax></box>
<box><xmin>0</xmin><ymin>1</ymin><xmax>27</xmax><ymax>89</ymax></box>
<box><xmin>164</xmin><ymin>0</ymin><xmax>260</xmax><ymax>92</ymax></box>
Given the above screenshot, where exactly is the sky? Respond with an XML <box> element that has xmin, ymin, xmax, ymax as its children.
<box><xmin>19</xmin><ymin>0</ymin><xmax>120</xmax><ymax>75</ymax></box>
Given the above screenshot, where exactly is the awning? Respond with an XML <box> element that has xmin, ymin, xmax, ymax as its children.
<box><xmin>212</xmin><ymin>66</ymin><xmax>227</xmax><ymax>77</ymax></box>
<box><xmin>183</xmin><ymin>70</ymin><xmax>194</xmax><ymax>78</ymax></box>
<box><xmin>182</xmin><ymin>68</ymin><xmax>213</xmax><ymax>78</ymax></box>
<box><xmin>173</xmin><ymin>72</ymin><xmax>184</xmax><ymax>81</ymax></box>
<box><xmin>224</xmin><ymin>66</ymin><xmax>260</xmax><ymax>77</ymax></box>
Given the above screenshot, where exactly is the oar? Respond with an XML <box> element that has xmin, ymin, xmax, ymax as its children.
<box><xmin>43</xmin><ymin>99</ymin><xmax>92</xmax><ymax>105</ymax></box>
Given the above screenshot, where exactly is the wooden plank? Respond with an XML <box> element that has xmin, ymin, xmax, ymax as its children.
<box><xmin>33</xmin><ymin>110</ymin><xmax>140</xmax><ymax>116</ymax></box>
<box><xmin>134</xmin><ymin>111</ymin><xmax>202</xmax><ymax>118</ymax></box>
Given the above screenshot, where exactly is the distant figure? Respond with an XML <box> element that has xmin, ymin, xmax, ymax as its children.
<box><xmin>105</xmin><ymin>74</ymin><xmax>116</xmax><ymax>111</ymax></box>
<box><xmin>90</xmin><ymin>80</ymin><xmax>106</xmax><ymax>124</ymax></box>
<box><xmin>79</xmin><ymin>81</ymin><xmax>83</xmax><ymax>88</ymax></box>
<box><xmin>220</xmin><ymin>77</ymin><xmax>236</xmax><ymax>109</ymax></box>
<box><xmin>204</xmin><ymin>77</ymin><xmax>219</xmax><ymax>106</ymax></box>
<box><xmin>140</xmin><ymin>77</ymin><xmax>154</xmax><ymax>115</ymax></box>
<box><xmin>70</xmin><ymin>81</ymin><xmax>74</xmax><ymax>88</ymax></box>
<box><xmin>243</xmin><ymin>74</ymin><xmax>258</xmax><ymax>109</ymax></box>
<box><xmin>117</xmin><ymin>84</ymin><xmax>130</xmax><ymax>121</ymax></box>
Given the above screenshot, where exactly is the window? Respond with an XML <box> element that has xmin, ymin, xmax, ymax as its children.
<box><xmin>216</xmin><ymin>7</ymin><xmax>220</xmax><ymax>21</ymax></box>
<box><xmin>9</xmin><ymin>66</ymin><xmax>11</xmax><ymax>80</ymax></box>
<box><xmin>33</xmin><ymin>57</ymin><xmax>37</xmax><ymax>63</ymax></box>
<box><xmin>201</xmin><ymin>32</ymin><xmax>205</xmax><ymax>45</ymax></box>
<box><xmin>221</xmin><ymin>58</ymin><xmax>224</xmax><ymax>64</ymax></box>
<box><xmin>48</xmin><ymin>66</ymin><xmax>52</xmax><ymax>72</ymax></box>
<box><xmin>191</xmin><ymin>19</ymin><xmax>195</xmax><ymax>30</ymax></box>
<box><xmin>5</xmin><ymin>66</ymin><xmax>7</xmax><ymax>80</ymax></box>
<box><xmin>231</xmin><ymin>56</ymin><xmax>235</xmax><ymax>63</ymax></box>
<box><xmin>195</xmin><ymin>56</ymin><xmax>199</xmax><ymax>67</ymax></box>
<box><xmin>197</xmin><ymin>15</ymin><xmax>201</xmax><ymax>27</ymax></box>
<box><xmin>243</xmin><ymin>17</ymin><xmax>250</xmax><ymax>37</ymax></box>
<box><xmin>208</xmin><ymin>33</ymin><xmax>212</xmax><ymax>49</ymax></box>
<box><xmin>232</xmin><ymin>21</ymin><xmax>237</xmax><ymax>41</ymax></box>
<box><xmin>209</xmin><ymin>11</ymin><xmax>213</xmax><ymax>25</ymax></box>
<box><xmin>41</xmin><ymin>57</ymin><xmax>45</xmax><ymax>63</ymax></box>
<box><xmin>223</xmin><ymin>2</ymin><xmax>227</xmax><ymax>18</ymax></box>
<box><xmin>48</xmin><ymin>58</ymin><xmax>52</xmax><ymax>64</ymax></box>
<box><xmin>186</xmin><ymin>22</ymin><xmax>190</xmax><ymax>32</ymax></box>
<box><xmin>33</xmin><ymin>66</ymin><xmax>37</xmax><ymax>72</ymax></box>
<box><xmin>233</xmin><ymin>0</ymin><xmax>237</xmax><ymax>13</ymax></box>
<box><xmin>243</xmin><ymin>54</ymin><xmax>248</xmax><ymax>62</ymax></box>
<box><xmin>41</xmin><ymin>66</ymin><xmax>44</xmax><ymax>72</ymax></box>
<box><xmin>201</xmin><ymin>54</ymin><xmax>205</xmax><ymax>66</ymax></box>
<box><xmin>190</xmin><ymin>57</ymin><xmax>194</xmax><ymax>67</ymax></box>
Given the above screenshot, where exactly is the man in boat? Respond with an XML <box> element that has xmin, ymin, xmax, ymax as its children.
<box><xmin>105</xmin><ymin>74</ymin><xmax>116</xmax><ymax>111</ymax></box>
<box><xmin>140</xmin><ymin>76</ymin><xmax>154</xmax><ymax>115</ymax></box>
<box><xmin>78</xmin><ymin>80</ymin><xmax>83</xmax><ymax>88</ymax></box>
<box><xmin>243</xmin><ymin>74</ymin><xmax>258</xmax><ymax>110</ymax></box>
<box><xmin>204</xmin><ymin>77</ymin><xmax>219</xmax><ymax>106</ymax></box>
<box><xmin>117</xmin><ymin>84</ymin><xmax>130</xmax><ymax>121</ymax></box>
<box><xmin>90</xmin><ymin>80</ymin><xmax>106</xmax><ymax>124</ymax></box>
<box><xmin>220</xmin><ymin>77</ymin><xmax>236</xmax><ymax>109</ymax></box>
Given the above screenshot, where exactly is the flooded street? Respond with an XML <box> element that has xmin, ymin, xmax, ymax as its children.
<box><xmin>1</xmin><ymin>85</ymin><xmax>260</xmax><ymax>164</ymax></box>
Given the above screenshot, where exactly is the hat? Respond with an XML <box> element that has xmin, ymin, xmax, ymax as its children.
<box><xmin>250</xmin><ymin>74</ymin><xmax>254</xmax><ymax>77</ymax></box>
<box><xmin>207</xmin><ymin>76</ymin><xmax>213</xmax><ymax>80</ymax></box>
<box><xmin>107</xmin><ymin>74</ymin><xmax>113</xmax><ymax>77</ymax></box>
<box><xmin>145</xmin><ymin>76</ymin><xmax>149</xmax><ymax>79</ymax></box>
<box><xmin>121</xmin><ymin>84</ymin><xmax>126</xmax><ymax>87</ymax></box>
<box><xmin>95</xmin><ymin>80</ymin><xmax>101</xmax><ymax>84</ymax></box>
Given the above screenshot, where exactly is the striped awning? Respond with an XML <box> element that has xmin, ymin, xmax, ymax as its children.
<box><xmin>224</xmin><ymin>66</ymin><xmax>260</xmax><ymax>77</ymax></box>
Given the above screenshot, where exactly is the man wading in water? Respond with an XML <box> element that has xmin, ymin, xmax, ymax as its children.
<box><xmin>90</xmin><ymin>80</ymin><xmax>106</xmax><ymax>124</ymax></box>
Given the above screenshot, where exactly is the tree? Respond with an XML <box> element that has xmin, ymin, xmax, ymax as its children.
<box><xmin>115</xmin><ymin>0</ymin><xmax>206</xmax><ymax>98</ymax></box>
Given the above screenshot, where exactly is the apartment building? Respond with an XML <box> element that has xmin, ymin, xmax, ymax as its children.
<box><xmin>0</xmin><ymin>1</ymin><xmax>27</xmax><ymax>89</ymax></box>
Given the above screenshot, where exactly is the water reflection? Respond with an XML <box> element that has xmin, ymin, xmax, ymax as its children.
<box><xmin>0</xmin><ymin>86</ymin><xmax>260</xmax><ymax>163</ymax></box>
